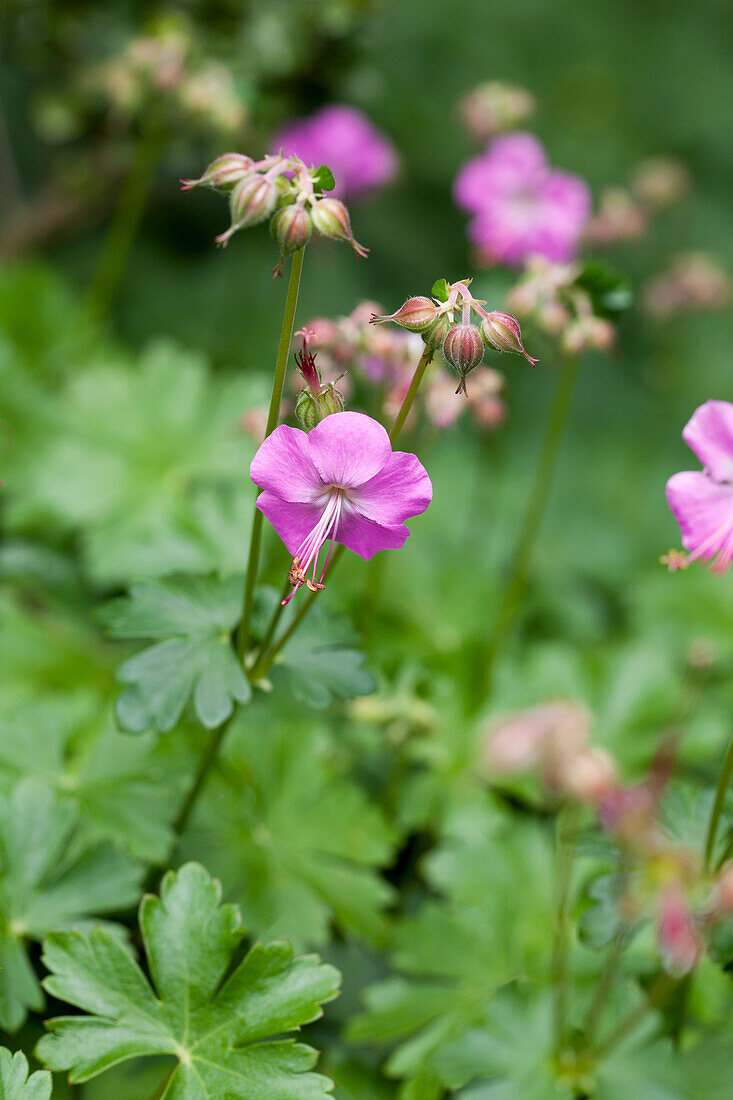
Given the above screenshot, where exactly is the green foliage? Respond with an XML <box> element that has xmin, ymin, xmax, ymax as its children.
<box><xmin>0</xmin><ymin>1047</ymin><xmax>52</xmax><ymax>1100</ymax></box>
<box><xmin>431</xmin><ymin>278</ymin><xmax>450</xmax><ymax>302</ymax></box>
<box><xmin>0</xmin><ymin>695</ymin><xmax>187</xmax><ymax>862</ymax></box>
<box><xmin>4</xmin><ymin>340</ymin><xmax>255</xmax><ymax>584</ymax></box>
<box><xmin>573</xmin><ymin>261</ymin><xmax>633</xmax><ymax>318</ymax></box>
<box><xmin>312</xmin><ymin>165</ymin><xmax>336</xmax><ymax>192</ymax></box>
<box><xmin>100</xmin><ymin>574</ymin><xmax>252</xmax><ymax>732</ymax></box>
<box><xmin>347</xmin><ymin>803</ymin><xmax>557</xmax><ymax>1091</ymax></box>
<box><xmin>184</xmin><ymin>718</ymin><xmax>397</xmax><ymax>949</ymax></box>
<box><xmin>37</xmin><ymin>862</ymin><xmax>341</xmax><ymax>1097</ymax></box>
<box><xmin>0</xmin><ymin>778</ymin><xmax>142</xmax><ymax>1032</ymax></box>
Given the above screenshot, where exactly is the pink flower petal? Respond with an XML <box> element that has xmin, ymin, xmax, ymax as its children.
<box><xmin>666</xmin><ymin>470</ymin><xmax>733</xmax><ymax>568</ymax></box>
<box><xmin>337</xmin><ymin>508</ymin><xmax>410</xmax><ymax>560</ymax></box>
<box><xmin>250</xmin><ymin>425</ymin><xmax>323</xmax><ymax>502</ymax></box>
<box><xmin>682</xmin><ymin>400</ymin><xmax>733</xmax><ymax>482</ymax></box>
<box><xmin>255</xmin><ymin>491</ymin><xmax>324</xmax><ymax>556</ymax></box>
<box><xmin>307</xmin><ymin>411</ymin><xmax>392</xmax><ymax>489</ymax></box>
<box><xmin>350</xmin><ymin>451</ymin><xmax>432</xmax><ymax>526</ymax></box>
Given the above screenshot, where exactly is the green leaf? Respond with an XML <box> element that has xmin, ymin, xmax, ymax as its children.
<box><xmin>0</xmin><ymin>1047</ymin><xmax>52</xmax><ymax>1100</ymax></box>
<box><xmin>347</xmin><ymin>803</ymin><xmax>555</xmax><ymax>1088</ymax></box>
<box><xmin>573</xmin><ymin>261</ymin><xmax>633</xmax><ymax>318</ymax></box>
<box><xmin>431</xmin><ymin>278</ymin><xmax>449</xmax><ymax>302</ymax></box>
<box><xmin>261</xmin><ymin>590</ymin><xmax>375</xmax><ymax>708</ymax></box>
<box><xmin>184</xmin><ymin>719</ymin><xmax>397</xmax><ymax>949</ymax></box>
<box><xmin>4</xmin><ymin>340</ymin><xmax>255</xmax><ymax>584</ymax></box>
<box><xmin>0</xmin><ymin>696</ymin><xmax>189</xmax><ymax>862</ymax></box>
<box><xmin>99</xmin><ymin>574</ymin><xmax>252</xmax><ymax>732</ymax></box>
<box><xmin>37</xmin><ymin>862</ymin><xmax>340</xmax><ymax>1098</ymax></box>
<box><xmin>312</xmin><ymin>165</ymin><xmax>336</xmax><ymax>192</ymax></box>
<box><xmin>0</xmin><ymin>778</ymin><xmax>143</xmax><ymax>1032</ymax></box>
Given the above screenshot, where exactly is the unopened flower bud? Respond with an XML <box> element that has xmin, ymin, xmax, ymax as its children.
<box><xmin>215</xmin><ymin>174</ymin><xmax>279</xmax><ymax>247</ymax></box>
<box><xmin>657</xmin><ymin>883</ymin><xmax>702</xmax><ymax>976</ymax></box>
<box><xmin>555</xmin><ymin>747</ymin><xmax>618</xmax><ymax>805</ymax></box>
<box><xmin>311</xmin><ymin>197</ymin><xmax>369</xmax><ymax>257</ymax></box>
<box><xmin>370</xmin><ymin>296</ymin><xmax>439</xmax><ymax>333</ymax></box>
<box><xmin>480</xmin><ymin>311</ymin><xmax>538</xmax><ymax>366</ymax></box>
<box><xmin>442</xmin><ymin>322</ymin><xmax>485</xmax><ymax>395</ymax></box>
<box><xmin>422</xmin><ymin>312</ymin><xmax>454</xmax><ymax>350</ymax></box>
<box><xmin>295</xmin><ymin>384</ymin><xmax>345</xmax><ymax>429</ymax></box>
<box><xmin>181</xmin><ymin>152</ymin><xmax>254</xmax><ymax>191</ymax></box>
<box><xmin>271</xmin><ymin>204</ymin><xmax>313</xmax><ymax>277</ymax></box>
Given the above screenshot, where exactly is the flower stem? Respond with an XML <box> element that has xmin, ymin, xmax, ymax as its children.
<box><xmin>593</xmin><ymin>973</ymin><xmax>674</xmax><ymax>1060</ymax></box>
<box><xmin>551</xmin><ymin>807</ymin><xmax>576</xmax><ymax>1054</ymax></box>
<box><xmin>704</xmin><ymin>730</ymin><xmax>733</xmax><ymax>872</ymax></box>
<box><xmin>173</xmin><ymin>717</ymin><xmax>232</xmax><ymax>838</ymax></box>
<box><xmin>235</xmin><ymin>246</ymin><xmax>305</xmax><ymax>663</ymax></box>
<box><xmin>482</xmin><ymin>355</ymin><xmax>579</xmax><ymax>699</ymax></box>
<box><xmin>249</xmin><ymin>344</ymin><xmax>433</xmax><ymax>680</ymax></box>
<box><xmin>582</xmin><ymin>929</ymin><xmax>628</xmax><ymax>1046</ymax></box>
<box><xmin>389</xmin><ymin>346</ymin><xmax>434</xmax><ymax>443</ymax></box>
<box><xmin>84</xmin><ymin>121</ymin><xmax>166</xmax><ymax>325</ymax></box>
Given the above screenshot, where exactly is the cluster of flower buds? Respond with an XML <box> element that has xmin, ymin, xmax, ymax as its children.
<box><xmin>631</xmin><ymin>157</ymin><xmax>691</xmax><ymax>210</ymax></box>
<box><xmin>372</xmin><ymin>279</ymin><xmax>537</xmax><ymax>396</ymax></box>
<box><xmin>482</xmin><ymin>703</ymin><xmax>733</xmax><ymax>976</ymax></box>
<box><xmin>507</xmin><ymin>257</ymin><xmax>615</xmax><ymax>355</ymax></box>
<box><xmin>183</xmin><ymin>152</ymin><xmax>367</xmax><ymax>276</ymax></box>
<box><xmin>297</xmin><ymin>301</ymin><xmax>506</xmax><ymax>433</ymax></box>
<box><xmin>459</xmin><ymin>81</ymin><xmax>536</xmax><ymax>143</ymax></box>
<box><xmin>642</xmin><ymin>252</ymin><xmax>730</xmax><ymax>319</ymax></box>
<box><xmin>96</xmin><ymin>23</ymin><xmax>246</xmax><ymax>134</ymax></box>
<box><xmin>584</xmin><ymin>187</ymin><xmax>648</xmax><ymax>246</ymax></box>
<box><xmin>291</xmin><ymin>329</ymin><xmax>345</xmax><ymax>429</ymax></box>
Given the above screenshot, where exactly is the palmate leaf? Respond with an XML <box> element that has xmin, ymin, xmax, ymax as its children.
<box><xmin>0</xmin><ymin>1047</ymin><xmax>52</xmax><ymax>1100</ymax></box>
<box><xmin>347</xmin><ymin>802</ymin><xmax>556</xmax><ymax>1096</ymax></box>
<box><xmin>0</xmin><ymin>778</ymin><xmax>143</xmax><ymax>1032</ymax></box>
<box><xmin>99</xmin><ymin>574</ymin><xmax>252</xmax><ymax>732</ymax></box>
<box><xmin>184</xmin><ymin>718</ymin><xmax>397</xmax><ymax>949</ymax></box>
<box><xmin>255</xmin><ymin>588</ymin><xmax>376</xmax><ymax>709</ymax></box>
<box><xmin>4</xmin><ymin>339</ymin><xmax>255</xmax><ymax>584</ymax></box>
<box><xmin>0</xmin><ymin>695</ymin><xmax>190</xmax><ymax>862</ymax></box>
<box><xmin>435</xmin><ymin>988</ymin><xmax>702</xmax><ymax>1099</ymax></box>
<box><xmin>36</xmin><ymin>862</ymin><xmax>341</xmax><ymax>1098</ymax></box>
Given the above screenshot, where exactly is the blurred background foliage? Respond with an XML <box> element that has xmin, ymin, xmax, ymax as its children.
<box><xmin>0</xmin><ymin>0</ymin><xmax>732</xmax><ymax>1097</ymax></box>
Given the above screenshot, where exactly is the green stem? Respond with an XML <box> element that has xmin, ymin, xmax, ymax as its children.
<box><xmin>85</xmin><ymin>122</ymin><xmax>166</xmax><ymax>325</ymax></box>
<box><xmin>249</xmin><ymin>344</ymin><xmax>434</xmax><ymax>681</ymax></box>
<box><xmin>704</xmin><ymin>731</ymin><xmax>733</xmax><ymax>871</ymax></box>
<box><xmin>582</xmin><ymin>929</ymin><xmax>628</xmax><ymax>1046</ymax></box>
<box><xmin>173</xmin><ymin>718</ymin><xmax>232</xmax><ymax>838</ymax></box>
<box><xmin>551</xmin><ymin>808</ymin><xmax>576</xmax><ymax>1054</ymax></box>
<box><xmin>389</xmin><ymin>346</ymin><xmax>434</xmax><ymax>442</ymax></box>
<box><xmin>593</xmin><ymin>973</ymin><xmax>674</xmax><ymax>1060</ymax></box>
<box><xmin>482</xmin><ymin>355</ymin><xmax>579</xmax><ymax>697</ymax></box>
<box><xmin>235</xmin><ymin>247</ymin><xmax>305</xmax><ymax>663</ymax></box>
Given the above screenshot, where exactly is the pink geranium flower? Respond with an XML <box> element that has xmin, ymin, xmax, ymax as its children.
<box><xmin>273</xmin><ymin>105</ymin><xmax>398</xmax><ymax>199</ymax></box>
<box><xmin>666</xmin><ymin>400</ymin><xmax>733</xmax><ymax>575</ymax></box>
<box><xmin>250</xmin><ymin>411</ymin><xmax>432</xmax><ymax>603</ymax></box>
<box><xmin>453</xmin><ymin>132</ymin><xmax>591</xmax><ymax>266</ymax></box>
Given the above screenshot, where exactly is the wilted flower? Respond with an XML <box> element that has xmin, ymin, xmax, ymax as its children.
<box><xmin>250</xmin><ymin>411</ymin><xmax>432</xmax><ymax>603</ymax></box>
<box><xmin>454</xmin><ymin>132</ymin><xmax>591</xmax><ymax>266</ymax></box>
<box><xmin>666</xmin><ymin>400</ymin><xmax>733</xmax><ymax>576</ymax></box>
<box><xmin>273</xmin><ymin>104</ymin><xmax>398</xmax><ymax>199</ymax></box>
<box><xmin>459</xmin><ymin>82</ymin><xmax>535</xmax><ymax>143</ymax></box>
<box><xmin>643</xmin><ymin>252</ymin><xmax>730</xmax><ymax>318</ymax></box>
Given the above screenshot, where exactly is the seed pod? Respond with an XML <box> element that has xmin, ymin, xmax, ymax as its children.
<box><xmin>442</xmin><ymin>322</ymin><xmax>484</xmax><ymax>394</ymax></box>
<box><xmin>271</xmin><ymin>204</ymin><xmax>313</xmax><ymax>276</ymax></box>
<box><xmin>295</xmin><ymin>384</ymin><xmax>345</xmax><ymax>430</ymax></box>
<box><xmin>480</xmin><ymin>311</ymin><xmax>538</xmax><ymax>366</ymax></box>
<box><xmin>215</xmin><ymin>174</ymin><xmax>279</xmax><ymax>246</ymax></box>
<box><xmin>422</xmin><ymin>312</ymin><xmax>454</xmax><ymax>350</ymax></box>
<box><xmin>311</xmin><ymin>197</ymin><xmax>368</xmax><ymax>257</ymax></box>
<box><xmin>370</xmin><ymin>297</ymin><xmax>439</xmax><ymax>333</ymax></box>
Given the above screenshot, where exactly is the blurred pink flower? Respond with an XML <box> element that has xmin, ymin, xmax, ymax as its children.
<box><xmin>666</xmin><ymin>400</ymin><xmax>733</xmax><ymax>576</ymax></box>
<box><xmin>454</xmin><ymin>133</ymin><xmax>591</xmax><ymax>266</ymax></box>
<box><xmin>273</xmin><ymin>105</ymin><xmax>398</xmax><ymax>199</ymax></box>
<box><xmin>657</xmin><ymin>882</ymin><xmax>702</xmax><ymax>976</ymax></box>
<box><xmin>251</xmin><ymin>411</ymin><xmax>431</xmax><ymax>602</ymax></box>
